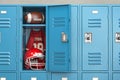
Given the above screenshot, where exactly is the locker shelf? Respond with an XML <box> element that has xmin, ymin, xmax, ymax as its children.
<box><xmin>23</xmin><ymin>24</ymin><xmax>46</xmax><ymax>27</ymax></box>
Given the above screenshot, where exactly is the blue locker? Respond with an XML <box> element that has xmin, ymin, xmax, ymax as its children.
<box><xmin>48</xmin><ymin>5</ymin><xmax>70</xmax><ymax>72</ymax></box>
<box><xmin>21</xmin><ymin>72</ymin><xmax>47</xmax><ymax>80</ymax></box>
<box><xmin>51</xmin><ymin>73</ymin><xmax>78</xmax><ymax>80</ymax></box>
<box><xmin>0</xmin><ymin>72</ymin><xmax>16</xmax><ymax>80</ymax></box>
<box><xmin>113</xmin><ymin>73</ymin><xmax>120</xmax><ymax>80</ymax></box>
<box><xmin>0</xmin><ymin>7</ymin><xmax>17</xmax><ymax>70</ymax></box>
<box><xmin>112</xmin><ymin>7</ymin><xmax>120</xmax><ymax>70</ymax></box>
<box><xmin>82</xmin><ymin>73</ymin><xmax>108</xmax><ymax>80</ymax></box>
<box><xmin>82</xmin><ymin>6</ymin><xmax>109</xmax><ymax>70</ymax></box>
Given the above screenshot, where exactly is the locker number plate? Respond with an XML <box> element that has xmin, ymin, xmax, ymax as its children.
<box><xmin>115</xmin><ymin>32</ymin><xmax>120</xmax><ymax>43</ymax></box>
<box><xmin>0</xmin><ymin>11</ymin><xmax>7</xmax><ymax>14</ymax></box>
<box><xmin>0</xmin><ymin>77</ymin><xmax>6</xmax><ymax>80</ymax></box>
<box><xmin>85</xmin><ymin>32</ymin><xmax>92</xmax><ymax>43</ymax></box>
<box><xmin>31</xmin><ymin>77</ymin><xmax>37</xmax><ymax>80</ymax></box>
<box><xmin>62</xmin><ymin>77</ymin><xmax>68</xmax><ymax>80</ymax></box>
<box><xmin>92</xmin><ymin>77</ymin><xmax>99</xmax><ymax>80</ymax></box>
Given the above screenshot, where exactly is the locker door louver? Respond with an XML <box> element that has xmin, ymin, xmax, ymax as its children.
<box><xmin>0</xmin><ymin>18</ymin><xmax>10</xmax><ymax>28</ymax></box>
<box><xmin>88</xmin><ymin>19</ymin><xmax>101</xmax><ymax>28</ymax></box>
<box><xmin>0</xmin><ymin>52</ymin><xmax>10</xmax><ymax>65</ymax></box>
<box><xmin>54</xmin><ymin>52</ymin><xmax>65</xmax><ymax>65</ymax></box>
<box><xmin>53</xmin><ymin>17</ymin><xmax>65</xmax><ymax>27</ymax></box>
<box><xmin>88</xmin><ymin>52</ymin><xmax>102</xmax><ymax>65</ymax></box>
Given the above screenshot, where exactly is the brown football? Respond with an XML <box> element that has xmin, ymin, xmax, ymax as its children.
<box><xmin>24</xmin><ymin>12</ymin><xmax>44</xmax><ymax>24</ymax></box>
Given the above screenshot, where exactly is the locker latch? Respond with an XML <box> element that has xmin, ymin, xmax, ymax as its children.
<box><xmin>61</xmin><ymin>32</ymin><xmax>68</xmax><ymax>43</ymax></box>
<box><xmin>85</xmin><ymin>32</ymin><xmax>92</xmax><ymax>43</ymax></box>
<box><xmin>115</xmin><ymin>32</ymin><xmax>120</xmax><ymax>43</ymax></box>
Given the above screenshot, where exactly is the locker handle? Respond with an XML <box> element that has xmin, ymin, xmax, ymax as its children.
<box><xmin>85</xmin><ymin>32</ymin><xmax>92</xmax><ymax>43</ymax></box>
<box><xmin>115</xmin><ymin>32</ymin><xmax>120</xmax><ymax>43</ymax></box>
<box><xmin>61</xmin><ymin>32</ymin><xmax>68</xmax><ymax>43</ymax></box>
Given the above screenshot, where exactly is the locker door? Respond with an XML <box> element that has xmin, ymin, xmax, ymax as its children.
<box><xmin>113</xmin><ymin>73</ymin><xmax>120</xmax><ymax>80</ymax></box>
<box><xmin>82</xmin><ymin>73</ymin><xmax>108</xmax><ymax>80</ymax></box>
<box><xmin>0</xmin><ymin>7</ymin><xmax>17</xmax><ymax>70</ymax></box>
<box><xmin>112</xmin><ymin>7</ymin><xmax>120</xmax><ymax>70</ymax></box>
<box><xmin>48</xmin><ymin>5</ymin><xmax>70</xmax><ymax>71</ymax></box>
<box><xmin>21</xmin><ymin>72</ymin><xmax>47</xmax><ymax>80</ymax></box>
<box><xmin>51</xmin><ymin>73</ymin><xmax>77</xmax><ymax>80</ymax></box>
<box><xmin>82</xmin><ymin>7</ymin><xmax>109</xmax><ymax>70</ymax></box>
<box><xmin>0</xmin><ymin>72</ymin><xmax>16</xmax><ymax>80</ymax></box>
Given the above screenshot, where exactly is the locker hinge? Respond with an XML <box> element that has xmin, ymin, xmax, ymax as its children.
<box><xmin>69</xmin><ymin>58</ymin><xmax>71</xmax><ymax>63</ymax></box>
<box><xmin>69</xmin><ymin>18</ymin><xmax>71</xmax><ymax>22</ymax></box>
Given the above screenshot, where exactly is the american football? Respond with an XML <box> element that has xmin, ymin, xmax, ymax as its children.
<box><xmin>24</xmin><ymin>12</ymin><xmax>44</xmax><ymax>24</ymax></box>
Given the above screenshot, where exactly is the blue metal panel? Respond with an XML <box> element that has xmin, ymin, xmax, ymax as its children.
<box><xmin>52</xmin><ymin>72</ymin><xmax>77</xmax><ymax>80</ymax></box>
<box><xmin>71</xmin><ymin>6</ymin><xmax>78</xmax><ymax>71</ymax></box>
<box><xmin>82</xmin><ymin>73</ymin><xmax>108</xmax><ymax>80</ymax></box>
<box><xmin>0</xmin><ymin>72</ymin><xmax>16</xmax><ymax>80</ymax></box>
<box><xmin>0</xmin><ymin>7</ymin><xmax>17</xmax><ymax>70</ymax></box>
<box><xmin>112</xmin><ymin>7</ymin><xmax>120</xmax><ymax>70</ymax></box>
<box><xmin>48</xmin><ymin>5</ymin><xmax>70</xmax><ymax>72</ymax></box>
<box><xmin>82</xmin><ymin>7</ymin><xmax>109</xmax><ymax>70</ymax></box>
<box><xmin>21</xmin><ymin>72</ymin><xmax>47</xmax><ymax>80</ymax></box>
<box><xmin>113</xmin><ymin>73</ymin><xmax>120</xmax><ymax>80</ymax></box>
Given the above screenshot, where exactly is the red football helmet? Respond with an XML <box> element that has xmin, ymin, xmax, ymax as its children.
<box><xmin>24</xmin><ymin>12</ymin><xmax>45</xmax><ymax>24</ymax></box>
<box><xmin>24</xmin><ymin>48</ymin><xmax>45</xmax><ymax>70</ymax></box>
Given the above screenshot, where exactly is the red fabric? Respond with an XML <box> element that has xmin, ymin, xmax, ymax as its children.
<box><xmin>26</xmin><ymin>29</ymin><xmax>46</xmax><ymax>53</ymax></box>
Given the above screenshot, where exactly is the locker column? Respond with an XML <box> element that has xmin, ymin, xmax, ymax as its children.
<box><xmin>0</xmin><ymin>6</ymin><xmax>17</xmax><ymax>80</ymax></box>
<box><xmin>81</xmin><ymin>6</ymin><xmax>109</xmax><ymax>80</ymax></box>
<box><xmin>112</xmin><ymin>6</ymin><xmax>120</xmax><ymax>80</ymax></box>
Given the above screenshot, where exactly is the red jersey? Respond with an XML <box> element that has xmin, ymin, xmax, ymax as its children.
<box><xmin>26</xmin><ymin>29</ymin><xmax>46</xmax><ymax>53</ymax></box>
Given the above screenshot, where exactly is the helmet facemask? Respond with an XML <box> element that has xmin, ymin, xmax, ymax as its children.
<box><xmin>25</xmin><ymin>53</ymin><xmax>45</xmax><ymax>70</ymax></box>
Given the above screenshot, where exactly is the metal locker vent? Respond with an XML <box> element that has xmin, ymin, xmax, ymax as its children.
<box><xmin>53</xmin><ymin>17</ymin><xmax>65</xmax><ymax>27</ymax></box>
<box><xmin>88</xmin><ymin>52</ymin><xmax>102</xmax><ymax>65</ymax></box>
<box><xmin>0</xmin><ymin>18</ymin><xmax>11</xmax><ymax>28</ymax></box>
<box><xmin>0</xmin><ymin>52</ymin><xmax>10</xmax><ymax>65</ymax></box>
<box><xmin>88</xmin><ymin>19</ymin><xmax>101</xmax><ymax>28</ymax></box>
<box><xmin>54</xmin><ymin>52</ymin><xmax>65</xmax><ymax>65</ymax></box>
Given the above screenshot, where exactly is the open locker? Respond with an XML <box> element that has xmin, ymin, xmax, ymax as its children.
<box><xmin>22</xmin><ymin>6</ymin><xmax>46</xmax><ymax>71</ymax></box>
